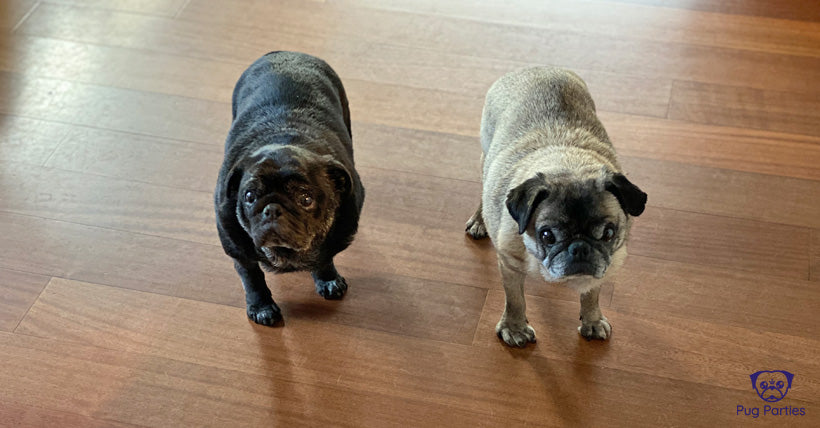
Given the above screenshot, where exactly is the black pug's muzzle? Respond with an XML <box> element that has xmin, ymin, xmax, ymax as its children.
<box><xmin>249</xmin><ymin>200</ymin><xmax>314</xmax><ymax>252</ymax></box>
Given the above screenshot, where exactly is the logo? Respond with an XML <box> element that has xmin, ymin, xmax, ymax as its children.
<box><xmin>750</xmin><ymin>370</ymin><xmax>794</xmax><ymax>402</ymax></box>
<box><xmin>737</xmin><ymin>370</ymin><xmax>806</xmax><ymax>418</ymax></box>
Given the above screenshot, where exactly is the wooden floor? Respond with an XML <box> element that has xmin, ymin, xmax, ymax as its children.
<box><xmin>1</xmin><ymin>0</ymin><xmax>819</xmax><ymax>426</ymax></box>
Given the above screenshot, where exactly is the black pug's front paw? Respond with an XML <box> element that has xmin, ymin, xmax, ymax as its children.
<box><xmin>314</xmin><ymin>275</ymin><xmax>348</xmax><ymax>300</ymax></box>
<box><xmin>247</xmin><ymin>302</ymin><xmax>283</xmax><ymax>326</ymax></box>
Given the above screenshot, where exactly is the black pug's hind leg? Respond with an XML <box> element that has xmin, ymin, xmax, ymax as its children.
<box><xmin>312</xmin><ymin>261</ymin><xmax>348</xmax><ymax>300</ymax></box>
<box><xmin>234</xmin><ymin>259</ymin><xmax>282</xmax><ymax>326</ymax></box>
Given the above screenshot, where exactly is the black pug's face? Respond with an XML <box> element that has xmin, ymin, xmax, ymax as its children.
<box><xmin>235</xmin><ymin>146</ymin><xmax>349</xmax><ymax>258</ymax></box>
<box><xmin>507</xmin><ymin>172</ymin><xmax>646</xmax><ymax>282</ymax></box>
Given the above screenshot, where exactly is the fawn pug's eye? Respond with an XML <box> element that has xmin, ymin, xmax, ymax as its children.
<box><xmin>541</xmin><ymin>229</ymin><xmax>556</xmax><ymax>246</ymax></box>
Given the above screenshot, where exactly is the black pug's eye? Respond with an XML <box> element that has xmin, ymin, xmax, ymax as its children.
<box><xmin>297</xmin><ymin>191</ymin><xmax>314</xmax><ymax>208</ymax></box>
<box><xmin>602</xmin><ymin>223</ymin><xmax>616</xmax><ymax>242</ymax></box>
<box><xmin>244</xmin><ymin>190</ymin><xmax>256</xmax><ymax>204</ymax></box>
<box><xmin>540</xmin><ymin>229</ymin><xmax>556</xmax><ymax>246</ymax></box>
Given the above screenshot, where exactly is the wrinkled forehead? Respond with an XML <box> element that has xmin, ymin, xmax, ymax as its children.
<box><xmin>248</xmin><ymin>146</ymin><xmax>307</xmax><ymax>171</ymax></box>
<box><xmin>241</xmin><ymin>146</ymin><xmax>317</xmax><ymax>187</ymax></box>
<box><xmin>535</xmin><ymin>184</ymin><xmax>621</xmax><ymax>226</ymax></box>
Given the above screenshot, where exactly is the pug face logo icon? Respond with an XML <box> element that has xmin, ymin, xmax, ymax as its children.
<box><xmin>750</xmin><ymin>370</ymin><xmax>794</xmax><ymax>403</ymax></box>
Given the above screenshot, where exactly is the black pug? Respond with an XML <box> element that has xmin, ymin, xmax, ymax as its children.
<box><xmin>215</xmin><ymin>51</ymin><xmax>364</xmax><ymax>326</ymax></box>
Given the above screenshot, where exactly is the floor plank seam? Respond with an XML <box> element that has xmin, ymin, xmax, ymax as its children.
<box><xmin>0</xmin><ymin>111</ymin><xmax>224</xmax><ymax>152</ymax></box>
<box><xmin>10</xmin><ymin>15</ymin><xmax>683</xmax><ymax>118</ymax></box>
<box><xmin>12</xmin><ymin>271</ymin><xmax>496</xmax><ymax>344</ymax></box>
<box><xmin>6</xmin><ymin>160</ymin><xmax>221</xmax><ymax>194</ymax></box>
<box><xmin>342</xmin><ymin>0</ymin><xmax>820</xmax><ymax>55</ymax></box>
<box><xmin>37</xmin><ymin>0</ymin><xmax>183</xmax><ymax>19</ymax></box>
<box><xmin>470</xmin><ymin>291</ymin><xmax>493</xmax><ymax>346</ymax></box>
<box><xmin>623</xmin><ymin>152</ymin><xmax>820</xmax><ymax>183</ymax></box>
<box><xmin>0</xmin><ymin>209</ymin><xmax>222</xmax><ymax>247</ymax></box>
<box><xmin>10</xmin><ymin>275</ymin><xmax>51</xmax><ymax>334</ymax></box>
<box><xmin>0</xmin><ymin>397</ymin><xmax>151</xmax><ymax>428</ymax></box>
<box><xmin>0</xmin><ymin>204</ymin><xmax>811</xmax><ymax>286</ymax></box>
<box><xmin>622</xmin><ymin>252</ymin><xmax>809</xmax><ymax>283</ymax></box>
<box><xmin>181</xmin><ymin>0</ymin><xmax>820</xmax><ymax>62</ymax></box>
<box><xmin>664</xmin><ymin>79</ymin><xmax>676</xmax><ymax>119</ymax></box>
<box><xmin>9</xmin><ymin>1</ymin><xmax>41</xmax><ymax>34</ymax></box>
<box><xmin>173</xmin><ymin>0</ymin><xmax>193</xmax><ymax>19</ymax></box>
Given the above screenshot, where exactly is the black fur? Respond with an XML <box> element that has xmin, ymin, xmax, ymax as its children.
<box><xmin>214</xmin><ymin>51</ymin><xmax>364</xmax><ymax>326</ymax></box>
<box><xmin>506</xmin><ymin>173</ymin><xmax>550</xmax><ymax>234</ymax></box>
<box><xmin>605</xmin><ymin>174</ymin><xmax>647</xmax><ymax>217</ymax></box>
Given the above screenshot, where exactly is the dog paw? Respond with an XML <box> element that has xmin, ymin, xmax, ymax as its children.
<box><xmin>315</xmin><ymin>275</ymin><xmax>348</xmax><ymax>300</ymax></box>
<box><xmin>247</xmin><ymin>303</ymin><xmax>283</xmax><ymax>326</ymax></box>
<box><xmin>496</xmin><ymin>321</ymin><xmax>536</xmax><ymax>348</ymax></box>
<box><xmin>578</xmin><ymin>317</ymin><xmax>611</xmax><ymax>340</ymax></box>
<box><xmin>465</xmin><ymin>214</ymin><xmax>488</xmax><ymax>239</ymax></box>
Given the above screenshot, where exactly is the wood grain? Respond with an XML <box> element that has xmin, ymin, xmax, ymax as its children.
<box><xmin>669</xmin><ymin>80</ymin><xmax>820</xmax><ymax>137</ymax></box>
<box><xmin>0</xmin><ymin>331</ymin><xmax>512</xmax><ymax>427</ymax></box>
<box><xmin>175</xmin><ymin>0</ymin><xmax>820</xmax><ymax>94</ymax></box>
<box><xmin>0</xmin><ymin>114</ymin><xmax>73</xmax><ymax>166</ymax></box>
<box><xmin>0</xmin><ymin>211</ymin><xmax>242</xmax><ymax>304</ymax></box>
<box><xmin>12</xmin><ymin>278</ymin><xmax>785</xmax><ymax>427</ymax></box>
<box><xmin>601</xmin><ymin>112</ymin><xmax>820</xmax><ymax>181</ymax></box>
<box><xmin>1</xmin><ymin>0</ymin><xmax>819</xmax><ymax>425</ymax></box>
<box><xmin>5</xmin><ymin>142</ymin><xmax>812</xmax><ymax>291</ymax></box>
<box><xmin>42</xmin><ymin>0</ymin><xmax>189</xmax><ymax>17</ymax></box>
<box><xmin>0</xmin><ymin>160</ymin><xmax>218</xmax><ymax>245</ymax></box>
<box><xmin>629</xmin><ymin>207</ymin><xmax>810</xmax><ymax>280</ymax></box>
<box><xmin>812</xmin><ymin>230</ymin><xmax>820</xmax><ymax>282</ymax></box>
<box><xmin>612</xmin><ymin>255</ymin><xmax>820</xmax><ymax>339</ymax></box>
<box><xmin>621</xmin><ymin>156</ymin><xmax>820</xmax><ymax>229</ymax></box>
<box><xmin>42</xmin><ymin>122</ymin><xmax>223</xmax><ymax>191</ymax></box>
<box><xmin>0</xmin><ymin>71</ymin><xmax>230</xmax><ymax>144</ymax></box>
<box><xmin>333</xmin><ymin>0</ymin><xmax>820</xmax><ymax>57</ymax></box>
<box><xmin>24</xmin><ymin>109</ymin><xmax>820</xmax><ymax>235</ymax></box>
<box><xmin>0</xmin><ymin>268</ymin><xmax>50</xmax><ymax>331</ymax></box>
<box><xmin>16</xmin><ymin>1</ymin><xmax>820</xmax><ymax>96</ymax></box>
<box><xmin>473</xmin><ymin>290</ymin><xmax>820</xmax><ymax>403</ymax></box>
<box><xmin>599</xmin><ymin>0</ymin><xmax>820</xmax><ymax>22</ymax></box>
<box><xmin>0</xmin><ymin>401</ymin><xmax>141</xmax><ymax>428</ymax></box>
<box><xmin>0</xmin><ymin>0</ymin><xmax>37</xmax><ymax>32</ymax></box>
<box><xmin>0</xmin><ymin>33</ymin><xmax>243</xmax><ymax>103</ymax></box>
<box><xmin>0</xmin><ymin>31</ymin><xmax>674</xmax><ymax>118</ymax></box>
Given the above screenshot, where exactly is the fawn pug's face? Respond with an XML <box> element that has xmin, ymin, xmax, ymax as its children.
<box><xmin>506</xmin><ymin>172</ymin><xmax>645</xmax><ymax>281</ymax></box>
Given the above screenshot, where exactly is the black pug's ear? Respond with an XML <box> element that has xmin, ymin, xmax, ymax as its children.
<box><xmin>325</xmin><ymin>158</ymin><xmax>352</xmax><ymax>197</ymax></box>
<box><xmin>506</xmin><ymin>174</ymin><xmax>550</xmax><ymax>235</ymax></box>
<box><xmin>605</xmin><ymin>173</ymin><xmax>647</xmax><ymax>217</ymax></box>
<box><xmin>215</xmin><ymin>164</ymin><xmax>258</xmax><ymax>260</ymax></box>
<box><xmin>219</xmin><ymin>165</ymin><xmax>244</xmax><ymax>207</ymax></box>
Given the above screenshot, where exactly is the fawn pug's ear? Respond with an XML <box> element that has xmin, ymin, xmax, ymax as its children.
<box><xmin>506</xmin><ymin>173</ymin><xmax>550</xmax><ymax>235</ymax></box>
<box><xmin>605</xmin><ymin>173</ymin><xmax>647</xmax><ymax>217</ymax></box>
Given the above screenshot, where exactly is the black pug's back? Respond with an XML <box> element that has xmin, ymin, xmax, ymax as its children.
<box><xmin>214</xmin><ymin>51</ymin><xmax>364</xmax><ymax>326</ymax></box>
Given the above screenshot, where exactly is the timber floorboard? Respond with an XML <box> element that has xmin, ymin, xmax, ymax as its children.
<box><xmin>0</xmin><ymin>0</ymin><xmax>818</xmax><ymax>426</ymax></box>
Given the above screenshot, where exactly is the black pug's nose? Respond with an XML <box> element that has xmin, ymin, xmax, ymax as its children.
<box><xmin>262</xmin><ymin>204</ymin><xmax>282</xmax><ymax>220</ymax></box>
<box><xmin>568</xmin><ymin>241</ymin><xmax>591</xmax><ymax>261</ymax></box>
